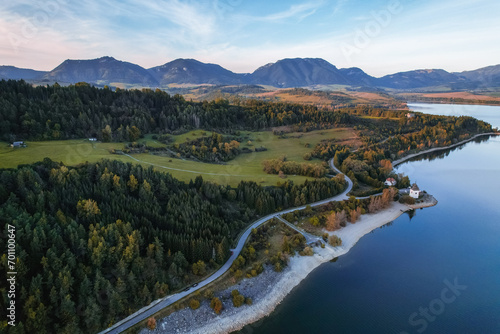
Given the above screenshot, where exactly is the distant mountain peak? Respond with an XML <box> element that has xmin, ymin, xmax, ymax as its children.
<box><xmin>42</xmin><ymin>56</ymin><xmax>158</xmax><ymax>86</ymax></box>
<box><xmin>2</xmin><ymin>56</ymin><xmax>499</xmax><ymax>90</ymax></box>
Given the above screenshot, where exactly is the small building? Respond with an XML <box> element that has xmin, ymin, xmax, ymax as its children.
<box><xmin>406</xmin><ymin>113</ymin><xmax>416</xmax><ymax>119</ymax></box>
<box><xmin>89</xmin><ymin>138</ymin><xmax>97</xmax><ymax>142</ymax></box>
<box><xmin>11</xmin><ymin>141</ymin><xmax>26</xmax><ymax>148</ymax></box>
<box><xmin>385</xmin><ymin>178</ymin><xmax>397</xmax><ymax>186</ymax></box>
<box><xmin>410</xmin><ymin>183</ymin><xmax>421</xmax><ymax>199</ymax></box>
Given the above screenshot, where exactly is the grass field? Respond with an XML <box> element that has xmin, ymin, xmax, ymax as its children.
<box><xmin>0</xmin><ymin>128</ymin><xmax>357</xmax><ymax>186</ymax></box>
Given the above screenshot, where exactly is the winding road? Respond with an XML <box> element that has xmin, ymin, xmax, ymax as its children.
<box><xmin>101</xmin><ymin>132</ymin><xmax>498</xmax><ymax>334</ymax></box>
<box><xmin>99</xmin><ymin>158</ymin><xmax>352</xmax><ymax>334</ymax></box>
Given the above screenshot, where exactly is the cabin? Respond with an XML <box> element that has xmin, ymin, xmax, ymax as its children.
<box><xmin>11</xmin><ymin>141</ymin><xmax>26</xmax><ymax>148</ymax></box>
<box><xmin>410</xmin><ymin>183</ymin><xmax>421</xmax><ymax>199</ymax></box>
<box><xmin>385</xmin><ymin>178</ymin><xmax>397</xmax><ymax>186</ymax></box>
<box><xmin>406</xmin><ymin>113</ymin><xmax>416</xmax><ymax>119</ymax></box>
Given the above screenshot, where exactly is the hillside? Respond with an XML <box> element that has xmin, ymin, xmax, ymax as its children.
<box><xmin>457</xmin><ymin>64</ymin><xmax>500</xmax><ymax>87</ymax></box>
<box><xmin>0</xmin><ymin>66</ymin><xmax>47</xmax><ymax>80</ymax></box>
<box><xmin>149</xmin><ymin>58</ymin><xmax>246</xmax><ymax>85</ymax></box>
<box><xmin>250</xmin><ymin>58</ymin><xmax>352</xmax><ymax>87</ymax></box>
<box><xmin>42</xmin><ymin>56</ymin><xmax>158</xmax><ymax>86</ymax></box>
<box><xmin>3</xmin><ymin>57</ymin><xmax>500</xmax><ymax>91</ymax></box>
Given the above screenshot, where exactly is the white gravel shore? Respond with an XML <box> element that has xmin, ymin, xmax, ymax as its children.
<box><xmin>142</xmin><ymin>200</ymin><xmax>435</xmax><ymax>334</ymax></box>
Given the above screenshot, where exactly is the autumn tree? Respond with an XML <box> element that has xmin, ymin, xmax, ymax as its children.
<box><xmin>210</xmin><ymin>297</ymin><xmax>223</xmax><ymax>314</ymax></box>
<box><xmin>102</xmin><ymin>125</ymin><xmax>112</xmax><ymax>142</ymax></box>
<box><xmin>326</xmin><ymin>210</ymin><xmax>346</xmax><ymax>231</ymax></box>
<box><xmin>76</xmin><ymin>199</ymin><xmax>101</xmax><ymax>218</ymax></box>
<box><xmin>127</xmin><ymin>174</ymin><xmax>138</xmax><ymax>192</ymax></box>
<box><xmin>231</xmin><ymin>290</ymin><xmax>245</xmax><ymax>307</ymax></box>
<box><xmin>147</xmin><ymin>317</ymin><xmax>156</xmax><ymax>330</ymax></box>
<box><xmin>189</xmin><ymin>299</ymin><xmax>200</xmax><ymax>310</ymax></box>
<box><xmin>328</xmin><ymin>235</ymin><xmax>342</xmax><ymax>247</ymax></box>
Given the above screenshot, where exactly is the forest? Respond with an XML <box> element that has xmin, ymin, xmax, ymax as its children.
<box><xmin>171</xmin><ymin>132</ymin><xmax>244</xmax><ymax>163</ymax></box>
<box><xmin>0</xmin><ymin>158</ymin><xmax>345</xmax><ymax>333</ymax></box>
<box><xmin>0</xmin><ymin>80</ymin><xmax>495</xmax><ymax>333</ymax></box>
<box><xmin>0</xmin><ymin>80</ymin><xmax>352</xmax><ymax>142</ymax></box>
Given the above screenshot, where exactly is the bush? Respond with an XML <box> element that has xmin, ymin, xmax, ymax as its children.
<box><xmin>189</xmin><ymin>299</ymin><xmax>200</xmax><ymax>310</ymax></box>
<box><xmin>399</xmin><ymin>194</ymin><xmax>416</xmax><ymax>205</ymax></box>
<box><xmin>210</xmin><ymin>297</ymin><xmax>223</xmax><ymax>314</ymax></box>
<box><xmin>328</xmin><ymin>235</ymin><xmax>342</xmax><ymax>247</ymax></box>
<box><xmin>232</xmin><ymin>294</ymin><xmax>245</xmax><ymax>307</ymax></box>
<box><xmin>147</xmin><ymin>317</ymin><xmax>156</xmax><ymax>330</ymax></box>
<box><xmin>245</xmin><ymin>297</ymin><xmax>253</xmax><ymax>305</ymax></box>
<box><xmin>192</xmin><ymin>260</ymin><xmax>206</xmax><ymax>276</ymax></box>
<box><xmin>301</xmin><ymin>246</ymin><xmax>314</xmax><ymax>256</ymax></box>
<box><xmin>203</xmin><ymin>289</ymin><xmax>214</xmax><ymax>300</ymax></box>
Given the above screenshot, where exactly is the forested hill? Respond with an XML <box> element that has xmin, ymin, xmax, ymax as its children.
<box><xmin>0</xmin><ymin>80</ymin><xmax>352</xmax><ymax>142</ymax></box>
<box><xmin>0</xmin><ymin>159</ymin><xmax>346</xmax><ymax>333</ymax></box>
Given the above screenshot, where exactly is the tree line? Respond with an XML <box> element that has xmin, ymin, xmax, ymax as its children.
<box><xmin>0</xmin><ymin>80</ymin><xmax>353</xmax><ymax>142</ymax></box>
<box><xmin>0</xmin><ymin>158</ymin><xmax>346</xmax><ymax>333</ymax></box>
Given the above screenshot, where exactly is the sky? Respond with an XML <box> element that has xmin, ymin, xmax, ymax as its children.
<box><xmin>0</xmin><ymin>0</ymin><xmax>499</xmax><ymax>77</ymax></box>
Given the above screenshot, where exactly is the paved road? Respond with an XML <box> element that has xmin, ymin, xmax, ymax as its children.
<box><xmin>106</xmin><ymin>131</ymin><xmax>494</xmax><ymax>333</ymax></box>
<box><xmin>99</xmin><ymin>158</ymin><xmax>352</xmax><ymax>334</ymax></box>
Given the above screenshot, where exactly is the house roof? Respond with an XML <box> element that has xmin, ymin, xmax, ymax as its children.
<box><xmin>411</xmin><ymin>183</ymin><xmax>420</xmax><ymax>191</ymax></box>
<box><xmin>386</xmin><ymin>178</ymin><xmax>396</xmax><ymax>182</ymax></box>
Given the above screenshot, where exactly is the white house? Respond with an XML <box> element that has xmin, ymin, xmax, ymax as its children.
<box><xmin>410</xmin><ymin>183</ymin><xmax>421</xmax><ymax>199</ymax></box>
<box><xmin>89</xmin><ymin>138</ymin><xmax>97</xmax><ymax>142</ymax></box>
<box><xmin>406</xmin><ymin>113</ymin><xmax>416</xmax><ymax>119</ymax></box>
<box><xmin>385</xmin><ymin>178</ymin><xmax>397</xmax><ymax>186</ymax></box>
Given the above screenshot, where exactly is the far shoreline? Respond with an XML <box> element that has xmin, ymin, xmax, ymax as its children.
<box><xmin>142</xmin><ymin>197</ymin><xmax>438</xmax><ymax>334</ymax></box>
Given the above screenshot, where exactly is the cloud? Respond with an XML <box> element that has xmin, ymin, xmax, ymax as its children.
<box><xmin>332</xmin><ymin>0</ymin><xmax>348</xmax><ymax>15</ymax></box>
<box><xmin>236</xmin><ymin>1</ymin><xmax>324</xmax><ymax>23</ymax></box>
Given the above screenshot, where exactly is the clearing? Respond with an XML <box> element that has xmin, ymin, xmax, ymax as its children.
<box><xmin>0</xmin><ymin>128</ymin><xmax>359</xmax><ymax>186</ymax></box>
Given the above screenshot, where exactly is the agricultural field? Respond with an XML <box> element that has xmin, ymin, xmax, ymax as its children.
<box><xmin>0</xmin><ymin>127</ymin><xmax>359</xmax><ymax>186</ymax></box>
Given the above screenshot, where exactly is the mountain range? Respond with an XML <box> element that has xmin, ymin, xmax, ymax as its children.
<box><xmin>1</xmin><ymin>56</ymin><xmax>499</xmax><ymax>90</ymax></box>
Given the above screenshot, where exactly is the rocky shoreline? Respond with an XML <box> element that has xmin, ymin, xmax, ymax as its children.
<box><xmin>141</xmin><ymin>200</ymin><xmax>437</xmax><ymax>334</ymax></box>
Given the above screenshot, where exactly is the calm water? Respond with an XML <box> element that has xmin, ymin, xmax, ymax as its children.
<box><xmin>238</xmin><ymin>104</ymin><xmax>500</xmax><ymax>334</ymax></box>
<box><xmin>408</xmin><ymin>103</ymin><xmax>500</xmax><ymax>129</ymax></box>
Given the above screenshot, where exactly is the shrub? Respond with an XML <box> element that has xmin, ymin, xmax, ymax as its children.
<box><xmin>399</xmin><ymin>194</ymin><xmax>416</xmax><ymax>205</ymax></box>
<box><xmin>203</xmin><ymin>289</ymin><xmax>214</xmax><ymax>300</ymax></box>
<box><xmin>210</xmin><ymin>297</ymin><xmax>223</xmax><ymax>314</ymax></box>
<box><xmin>232</xmin><ymin>294</ymin><xmax>245</xmax><ymax>307</ymax></box>
<box><xmin>245</xmin><ymin>297</ymin><xmax>253</xmax><ymax>305</ymax></box>
<box><xmin>302</xmin><ymin>246</ymin><xmax>314</xmax><ymax>256</ymax></box>
<box><xmin>147</xmin><ymin>317</ymin><xmax>156</xmax><ymax>330</ymax></box>
<box><xmin>328</xmin><ymin>235</ymin><xmax>342</xmax><ymax>247</ymax></box>
<box><xmin>189</xmin><ymin>299</ymin><xmax>200</xmax><ymax>310</ymax></box>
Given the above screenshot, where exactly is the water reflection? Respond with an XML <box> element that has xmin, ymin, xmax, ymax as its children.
<box><xmin>398</xmin><ymin>136</ymin><xmax>492</xmax><ymax>165</ymax></box>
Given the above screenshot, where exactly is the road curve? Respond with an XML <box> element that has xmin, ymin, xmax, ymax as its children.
<box><xmin>104</xmin><ymin>132</ymin><xmax>500</xmax><ymax>333</ymax></box>
<box><xmin>99</xmin><ymin>158</ymin><xmax>352</xmax><ymax>334</ymax></box>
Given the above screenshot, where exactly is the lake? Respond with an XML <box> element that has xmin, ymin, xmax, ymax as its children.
<box><xmin>238</xmin><ymin>104</ymin><xmax>500</xmax><ymax>334</ymax></box>
<box><xmin>408</xmin><ymin>103</ymin><xmax>500</xmax><ymax>130</ymax></box>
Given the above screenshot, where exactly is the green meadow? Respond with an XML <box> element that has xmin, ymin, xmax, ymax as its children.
<box><xmin>0</xmin><ymin>128</ymin><xmax>355</xmax><ymax>186</ymax></box>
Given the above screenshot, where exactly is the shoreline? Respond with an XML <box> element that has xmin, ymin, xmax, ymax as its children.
<box><xmin>144</xmin><ymin>199</ymin><xmax>437</xmax><ymax>334</ymax></box>
<box><xmin>392</xmin><ymin>132</ymin><xmax>499</xmax><ymax>167</ymax></box>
